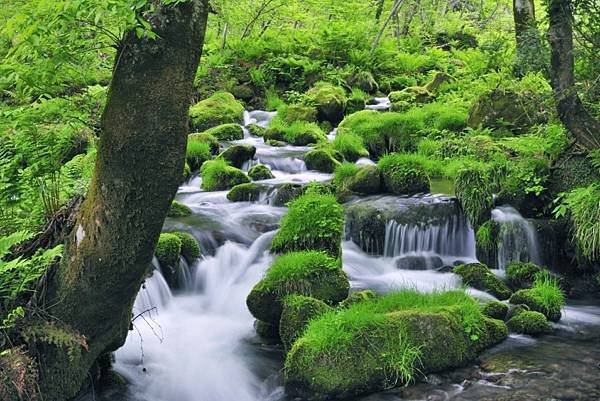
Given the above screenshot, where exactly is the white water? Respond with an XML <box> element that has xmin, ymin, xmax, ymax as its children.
<box><xmin>492</xmin><ymin>206</ymin><xmax>541</xmax><ymax>270</ymax></box>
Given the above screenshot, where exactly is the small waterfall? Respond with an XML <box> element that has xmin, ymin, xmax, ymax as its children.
<box><xmin>258</xmin><ymin>156</ymin><xmax>306</xmax><ymax>173</ymax></box>
<box><xmin>492</xmin><ymin>206</ymin><xmax>541</xmax><ymax>270</ymax></box>
<box><xmin>246</xmin><ymin>110</ymin><xmax>277</xmax><ymax>128</ymax></box>
<box><xmin>365</xmin><ymin>97</ymin><xmax>391</xmax><ymax>111</ymax></box>
<box><xmin>133</xmin><ymin>259</ymin><xmax>173</xmax><ymax>314</ymax></box>
<box><xmin>383</xmin><ymin>213</ymin><xmax>476</xmax><ymax>261</ymax></box>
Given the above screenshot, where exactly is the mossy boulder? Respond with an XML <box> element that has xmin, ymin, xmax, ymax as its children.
<box><xmin>348</xmin><ymin>165</ymin><xmax>382</xmax><ymax>195</ymax></box>
<box><xmin>248</xmin><ymin>164</ymin><xmax>274</xmax><ymax>181</ymax></box>
<box><xmin>338</xmin><ymin>290</ymin><xmax>378</xmax><ymax>309</ymax></box>
<box><xmin>280</xmin><ymin>295</ymin><xmax>333</xmax><ymax>352</ymax></box>
<box><xmin>506</xmin><ymin>262</ymin><xmax>543</xmax><ymax>290</ymax></box>
<box><xmin>254</xmin><ymin>320</ymin><xmax>280</xmax><ymax>341</ymax></box>
<box><xmin>467</xmin><ymin>89</ymin><xmax>548</xmax><ymax>134</ymax></box>
<box><xmin>185</xmin><ymin>140</ymin><xmax>213</xmax><ymax>171</ymax></box>
<box><xmin>378</xmin><ymin>155</ymin><xmax>431</xmax><ymax>195</ymax></box>
<box><xmin>189</xmin><ymin>92</ymin><xmax>245</xmax><ymax>131</ymax></box>
<box><xmin>271</xmin><ymin>193</ymin><xmax>345</xmax><ymax>258</ymax></box>
<box><xmin>226</xmin><ymin>183</ymin><xmax>263</xmax><ymax>202</ymax></box>
<box><xmin>155</xmin><ymin>233</ymin><xmax>182</xmax><ymax>268</ymax></box>
<box><xmin>265</xmin><ymin>122</ymin><xmax>326</xmax><ymax>146</ymax></box>
<box><xmin>284</xmin><ymin>290</ymin><xmax>507</xmax><ymax>400</ymax></box>
<box><xmin>304</xmin><ymin>149</ymin><xmax>341</xmax><ymax>173</ymax></box>
<box><xmin>246</xmin><ymin>251</ymin><xmax>349</xmax><ymax>324</ymax></box>
<box><xmin>203</xmin><ymin>123</ymin><xmax>244</xmax><ymax>141</ymax></box>
<box><xmin>182</xmin><ymin>162</ymin><xmax>192</xmax><ymax>182</ymax></box>
<box><xmin>168</xmin><ymin>201</ymin><xmax>192</xmax><ymax>218</ymax></box>
<box><xmin>346</xmin><ymin>95</ymin><xmax>367</xmax><ymax>115</ymax></box>
<box><xmin>453</xmin><ymin>263</ymin><xmax>512</xmax><ymax>300</ymax></box>
<box><xmin>247</xmin><ymin>123</ymin><xmax>267</xmax><ymax>137</ymax></box>
<box><xmin>506</xmin><ymin>310</ymin><xmax>552</xmax><ymax>335</ymax></box>
<box><xmin>200</xmin><ymin>159</ymin><xmax>250</xmax><ymax>191</ymax></box>
<box><xmin>482</xmin><ymin>301</ymin><xmax>509</xmax><ymax>320</ymax></box>
<box><xmin>389</xmin><ymin>86</ymin><xmax>434</xmax><ymax>112</ymax></box>
<box><xmin>509</xmin><ymin>289</ymin><xmax>562</xmax><ymax>322</ymax></box>
<box><xmin>218</xmin><ymin>145</ymin><xmax>256</xmax><ymax>169</ymax></box>
<box><xmin>173</xmin><ymin>232</ymin><xmax>201</xmax><ymax>263</ymax></box>
<box><xmin>347</xmin><ymin>71</ymin><xmax>379</xmax><ymax>94</ymax></box>
<box><xmin>306</xmin><ymin>82</ymin><xmax>348</xmax><ymax>125</ymax></box>
<box><xmin>188</xmin><ymin>132</ymin><xmax>220</xmax><ymax>154</ymax></box>
<box><xmin>282</xmin><ymin>104</ymin><xmax>318</xmax><ymax>124</ymax></box>
<box><xmin>273</xmin><ymin>183</ymin><xmax>305</xmax><ymax>206</ymax></box>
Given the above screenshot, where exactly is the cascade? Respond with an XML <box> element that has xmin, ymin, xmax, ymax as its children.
<box><xmin>492</xmin><ymin>206</ymin><xmax>541</xmax><ymax>270</ymax></box>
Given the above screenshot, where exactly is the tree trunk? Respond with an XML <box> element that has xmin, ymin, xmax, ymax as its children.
<box><xmin>512</xmin><ymin>0</ymin><xmax>544</xmax><ymax>75</ymax></box>
<box><xmin>547</xmin><ymin>0</ymin><xmax>600</xmax><ymax>149</ymax></box>
<box><xmin>35</xmin><ymin>1</ymin><xmax>210</xmax><ymax>399</ymax></box>
<box><xmin>513</xmin><ymin>0</ymin><xmax>536</xmax><ymax>48</ymax></box>
<box><xmin>371</xmin><ymin>0</ymin><xmax>405</xmax><ymax>52</ymax></box>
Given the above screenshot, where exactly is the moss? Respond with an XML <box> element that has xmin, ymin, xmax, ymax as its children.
<box><xmin>182</xmin><ymin>162</ymin><xmax>192</xmax><ymax>182</ymax></box>
<box><xmin>481</xmin><ymin>301</ymin><xmax>509</xmax><ymax>320</ymax></box>
<box><xmin>227</xmin><ymin>183</ymin><xmax>263</xmax><ymax>202</ymax></box>
<box><xmin>254</xmin><ymin>320</ymin><xmax>280</xmax><ymax>341</ymax></box>
<box><xmin>455</xmin><ymin>167</ymin><xmax>493</xmax><ymax>228</ymax></box>
<box><xmin>338</xmin><ymin>290</ymin><xmax>378</xmax><ymax>309</ymax></box>
<box><xmin>453</xmin><ymin>263</ymin><xmax>512</xmax><ymax>300</ymax></box>
<box><xmin>509</xmin><ymin>288</ymin><xmax>562</xmax><ymax>322</ymax></box>
<box><xmin>378</xmin><ymin>154</ymin><xmax>431</xmax><ymax>195</ymax></box>
<box><xmin>173</xmin><ymin>232</ymin><xmax>200</xmax><ymax>262</ymax></box>
<box><xmin>284</xmin><ymin>290</ymin><xmax>507</xmax><ymax>400</ymax></box>
<box><xmin>304</xmin><ymin>149</ymin><xmax>341</xmax><ymax>173</ymax></box>
<box><xmin>186</xmin><ymin>140</ymin><xmax>212</xmax><ymax>170</ymax></box>
<box><xmin>506</xmin><ymin>262</ymin><xmax>543</xmax><ymax>290</ymax></box>
<box><xmin>332</xmin><ymin>132</ymin><xmax>369</xmax><ymax>161</ymax></box>
<box><xmin>281</xmin><ymin>104</ymin><xmax>318</xmax><ymax>123</ymax></box>
<box><xmin>188</xmin><ymin>132</ymin><xmax>220</xmax><ymax>154</ymax></box>
<box><xmin>506</xmin><ymin>310</ymin><xmax>552</xmax><ymax>335</ymax></box>
<box><xmin>246</xmin><ymin>251</ymin><xmax>349</xmax><ymax>324</ymax></box>
<box><xmin>203</xmin><ymin>123</ymin><xmax>244</xmax><ymax>141</ymax></box>
<box><xmin>475</xmin><ymin>221</ymin><xmax>496</xmax><ymax>252</ymax></box>
<box><xmin>265</xmin><ymin>120</ymin><xmax>327</xmax><ymax>146</ymax></box>
<box><xmin>273</xmin><ymin>183</ymin><xmax>305</xmax><ymax>206</ymax></box>
<box><xmin>218</xmin><ymin>145</ymin><xmax>256</xmax><ymax>168</ymax></box>
<box><xmin>334</xmin><ymin>164</ymin><xmax>382</xmax><ymax>196</ymax></box>
<box><xmin>167</xmin><ymin>200</ymin><xmax>192</xmax><ymax>218</ymax></box>
<box><xmin>248</xmin><ymin>164</ymin><xmax>274</xmax><ymax>181</ymax></box>
<box><xmin>389</xmin><ymin>86</ymin><xmax>434</xmax><ymax>111</ymax></box>
<box><xmin>189</xmin><ymin>91</ymin><xmax>245</xmax><ymax>131</ymax></box>
<box><xmin>271</xmin><ymin>193</ymin><xmax>345</xmax><ymax>258</ymax></box>
<box><xmin>347</xmin><ymin>71</ymin><xmax>379</xmax><ymax>94</ymax></box>
<box><xmin>155</xmin><ymin>233</ymin><xmax>182</xmax><ymax>267</ymax></box>
<box><xmin>247</xmin><ymin>123</ymin><xmax>267</xmax><ymax>137</ymax></box>
<box><xmin>306</xmin><ymin>82</ymin><xmax>348</xmax><ymax>125</ymax></box>
<box><xmin>280</xmin><ymin>295</ymin><xmax>333</xmax><ymax>352</ymax></box>
<box><xmin>200</xmin><ymin>159</ymin><xmax>250</xmax><ymax>191</ymax></box>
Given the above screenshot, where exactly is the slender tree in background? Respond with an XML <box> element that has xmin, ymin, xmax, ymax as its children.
<box><xmin>29</xmin><ymin>1</ymin><xmax>211</xmax><ymax>399</ymax></box>
<box><xmin>512</xmin><ymin>0</ymin><xmax>544</xmax><ymax>75</ymax></box>
<box><xmin>547</xmin><ymin>0</ymin><xmax>600</xmax><ymax>149</ymax></box>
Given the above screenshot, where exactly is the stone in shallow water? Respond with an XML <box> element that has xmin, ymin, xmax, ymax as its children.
<box><xmin>395</xmin><ymin>255</ymin><xmax>444</xmax><ymax>270</ymax></box>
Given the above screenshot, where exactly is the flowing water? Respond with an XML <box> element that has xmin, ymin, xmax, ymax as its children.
<box><xmin>86</xmin><ymin>109</ymin><xmax>600</xmax><ymax>401</ymax></box>
<box><xmin>491</xmin><ymin>206</ymin><xmax>542</xmax><ymax>270</ymax></box>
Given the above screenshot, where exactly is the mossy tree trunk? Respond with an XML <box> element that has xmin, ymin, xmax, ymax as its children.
<box><xmin>512</xmin><ymin>0</ymin><xmax>543</xmax><ymax>75</ymax></box>
<box><xmin>547</xmin><ymin>0</ymin><xmax>600</xmax><ymax>149</ymax></box>
<box><xmin>35</xmin><ymin>1</ymin><xmax>210</xmax><ymax>399</ymax></box>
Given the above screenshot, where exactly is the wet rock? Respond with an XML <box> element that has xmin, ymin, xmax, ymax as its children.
<box><xmin>396</xmin><ymin>255</ymin><xmax>444</xmax><ymax>270</ymax></box>
<box><xmin>348</xmin><ymin>165</ymin><xmax>382</xmax><ymax>195</ymax></box>
<box><xmin>272</xmin><ymin>183</ymin><xmax>304</xmax><ymax>207</ymax></box>
<box><xmin>306</xmin><ymin>82</ymin><xmax>348</xmax><ymax>125</ymax></box>
<box><xmin>218</xmin><ymin>145</ymin><xmax>256</xmax><ymax>169</ymax></box>
<box><xmin>227</xmin><ymin>183</ymin><xmax>263</xmax><ymax>202</ymax></box>
<box><xmin>254</xmin><ymin>320</ymin><xmax>280</xmax><ymax>341</ymax></box>
<box><xmin>167</xmin><ymin>200</ymin><xmax>192</xmax><ymax>218</ymax></box>
<box><xmin>248</xmin><ymin>164</ymin><xmax>274</xmax><ymax>181</ymax></box>
<box><xmin>482</xmin><ymin>301</ymin><xmax>509</xmax><ymax>320</ymax></box>
<box><xmin>304</xmin><ymin>149</ymin><xmax>341</xmax><ymax>173</ymax></box>
<box><xmin>506</xmin><ymin>310</ymin><xmax>552</xmax><ymax>335</ymax></box>
<box><xmin>279</xmin><ymin>295</ymin><xmax>332</xmax><ymax>352</ymax></box>
<box><xmin>453</xmin><ymin>263</ymin><xmax>512</xmax><ymax>300</ymax></box>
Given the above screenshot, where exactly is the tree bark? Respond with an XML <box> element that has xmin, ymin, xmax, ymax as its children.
<box><xmin>513</xmin><ymin>0</ymin><xmax>536</xmax><ymax>48</ymax></box>
<box><xmin>547</xmin><ymin>0</ymin><xmax>600</xmax><ymax>149</ymax></box>
<box><xmin>35</xmin><ymin>1</ymin><xmax>211</xmax><ymax>399</ymax></box>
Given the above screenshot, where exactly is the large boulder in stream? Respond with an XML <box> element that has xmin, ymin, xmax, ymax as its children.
<box><xmin>378</xmin><ymin>154</ymin><xmax>431</xmax><ymax>195</ymax></box>
<box><xmin>227</xmin><ymin>183</ymin><xmax>264</xmax><ymax>202</ymax></box>
<box><xmin>200</xmin><ymin>159</ymin><xmax>250</xmax><ymax>191</ymax></box>
<box><xmin>306</xmin><ymin>82</ymin><xmax>348</xmax><ymax>125</ymax></box>
<box><xmin>218</xmin><ymin>144</ymin><xmax>256</xmax><ymax>169</ymax></box>
<box><xmin>189</xmin><ymin>92</ymin><xmax>245</xmax><ymax>132</ymax></box>
<box><xmin>246</xmin><ymin>251</ymin><xmax>349</xmax><ymax>325</ymax></box>
<box><xmin>506</xmin><ymin>310</ymin><xmax>552</xmax><ymax>335</ymax></box>
<box><xmin>248</xmin><ymin>164</ymin><xmax>274</xmax><ymax>181</ymax></box>
<box><xmin>453</xmin><ymin>263</ymin><xmax>512</xmax><ymax>300</ymax></box>
<box><xmin>284</xmin><ymin>290</ymin><xmax>507</xmax><ymax>400</ymax></box>
<box><xmin>279</xmin><ymin>295</ymin><xmax>332</xmax><ymax>352</ymax></box>
<box><xmin>304</xmin><ymin>149</ymin><xmax>341</xmax><ymax>173</ymax></box>
<box><xmin>202</xmin><ymin>123</ymin><xmax>244</xmax><ymax>141</ymax></box>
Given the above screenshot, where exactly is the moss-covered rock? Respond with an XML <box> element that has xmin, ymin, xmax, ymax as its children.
<box><xmin>389</xmin><ymin>86</ymin><xmax>434</xmax><ymax>112</ymax></box>
<box><xmin>174</xmin><ymin>232</ymin><xmax>201</xmax><ymax>262</ymax></box>
<box><xmin>203</xmin><ymin>123</ymin><xmax>244</xmax><ymax>141</ymax></box>
<box><xmin>189</xmin><ymin>92</ymin><xmax>245</xmax><ymax>131</ymax></box>
<box><xmin>306</xmin><ymin>82</ymin><xmax>348</xmax><ymax>125</ymax></box>
<box><xmin>254</xmin><ymin>320</ymin><xmax>280</xmax><ymax>341</ymax></box>
<box><xmin>506</xmin><ymin>262</ymin><xmax>543</xmax><ymax>290</ymax></box>
<box><xmin>186</xmin><ymin>140</ymin><xmax>213</xmax><ymax>171</ymax></box>
<box><xmin>338</xmin><ymin>290</ymin><xmax>378</xmax><ymax>309</ymax></box>
<box><xmin>246</xmin><ymin>251</ymin><xmax>349</xmax><ymax>324</ymax></box>
<box><xmin>348</xmin><ymin>165</ymin><xmax>382</xmax><ymax>195</ymax></box>
<box><xmin>506</xmin><ymin>310</ymin><xmax>552</xmax><ymax>335</ymax></box>
<box><xmin>248</xmin><ymin>164</ymin><xmax>274</xmax><ymax>181</ymax></box>
<box><xmin>182</xmin><ymin>162</ymin><xmax>192</xmax><ymax>182</ymax></box>
<box><xmin>282</xmin><ymin>104</ymin><xmax>318</xmax><ymax>124</ymax></box>
<box><xmin>247</xmin><ymin>123</ymin><xmax>267</xmax><ymax>137</ymax></box>
<box><xmin>273</xmin><ymin>183</ymin><xmax>305</xmax><ymax>207</ymax></box>
<box><xmin>226</xmin><ymin>183</ymin><xmax>263</xmax><ymax>202</ymax></box>
<box><xmin>453</xmin><ymin>263</ymin><xmax>512</xmax><ymax>300</ymax></box>
<box><xmin>264</xmin><ymin>121</ymin><xmax>326</xmax><ymax>146</ymax></box>
<box><xmin>482</xmin><ymin>301</ymin><xmax>509</xmax><ymax>320</ymax></box>
<box><xmin>271</xmin><ymin>193</ymin><xmax>345</xmax><ymax>258</ymax></box>
<box><xmin>454</xmin><ymin>166</ymin><xmax>493</xmax><ymax>228</ymax></box>
<box><xmin>200</xmin><ymin>159</ymin><xmax>250</xmax><ymax>191</ymax></box>
<box><xmin>188</xmin><ymin>132</ymin><xmax>220</xmax><ymax>155</ymax></box>
<box><xmin>304</xmin><ymin>149</ymin><xmax>341</xmax><ymax>173</ymax></box>
<box><xmin>509</xmin><ymin>289</ymin><xmax>562</xmax><ymax>322</ymax></box>
<box><xmin>346</xmin><ymin>95</ymin><xmax>367</xmax><ymax>115</ymax></box>
<box><xmin>475</xmin><ymin>220</ymin><xmax>499</xmax><ymax>269</ymax></box>
<box><xmin>378</xmin><ymin>155</ymin><xmax>430</xmax><ymax>195</ymax></box>
<box><xmin>167</xmin><ymin>201</ymin><xmax>192</xmax><ymax>218</ymax></box>
<box><xmin>155</xmin><ymin>233</ymin><xmax>182</xmax><ymax>268</ymax></box>
<box><xmin>280</xmin><ymin>295</ymin><xmax>333</xmax><ymax>352</ymax></box>
<box><xmin>284</xmin><ymin>290</ymin><xmax>507</xmax><ymax>400</ymax></box>
<box><xmin>347</xmin><ymin>71</ymin><xmax>379</xmax><ymax>94</ymax></box>
<box><xmin>218</xmin><ymin>145</ymin><xmax>256</xmax><ymax>169</ymax></box>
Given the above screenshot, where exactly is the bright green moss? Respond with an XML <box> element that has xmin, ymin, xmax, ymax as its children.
<box><xmin>506</xmin><ymin>310</ymin><xmax>552</xmax><ymax>335</ymax></box>
<box><xmin>453</xmin><ymin>263</ymin><xmax>512</xmax><ymax>300</ymax></box>
<box><xmin>246</xmin><ymin>251</ymin><xmax>349</xmax><ymax>324</ymax></box>
<box><xmin>218</xmin><ymin>144</ymin><xmax>256</xmax><ymax>169</ymax></box>
<box><xmin>167</xmin><ymin>201</ymin><xmax>192</xmax><ymax>218</ymax></box>
<box><xmin>334</xmin><ymin>163</ymin><xmax>381</xmax><ymax>196</ymax></box>
<box><xmin>155</xmin><ymin>233</ymin><xmax>182</xmax><ymax>267</ymax></box>
<box><xmin>481</xmin><ymin>301</ymin><xmax>508</xmax><ymax>320</ymax></box>
<box><xmin>509</xmin><ymin>272</ymin><xmax>564</xmax><ymax>322</ymax></box>
<box><xmin>304</xmin><ymin>149</ymin><xmax>341</xmax><ymax>173</ymax></box>
<box><xmin>338</xmin><ymin>290</ymin><xmax>378</xmax><ymax>309</ymax></box>
<box><xmin>188</xmin><ymin>132</ymin><xmax>220</xmax><ymax>154</ymax></box>
<box><xmin>247</xmin><ymin>124</ymin><xmax>267</xmax><ymax>137</ymax></box>
<box><xmin>455</xmin><ymin>166</ymin><xmax>493</xmax><ymax>228</ymax></box>
<box><xmin>173</xmin><ymin>232</ymin><xmax>201</xmax><ymax>262</ymax></box>
<box><xmin>378</xmin><ymin>153</ymin><xmax>431</xmax><ymax>195</ymax></box>
<box><xmin>248</xmin><ymin>164</ymin><xmax>274</xmax><ymax>181</ymax></box>
<box><xmin>203</xmin><ymin>123</ymin><xmax>244</xmax><ymax>141</ymax></box>
<box><xmin>271</xmin><ymin>193</ymin><xmax>345</xmax><ymax>258</ymax></box>
<box><xmin>280</xmin><ymin>295</ymin><xmax>333</xmax><ymax>352</ymax></box>
<box><xmin>186</xmin><ymin>140</ymin><xmax>212</xmax><ymax>170</ymax></box>
<box><xmin>226</xmin><ymin>183</ymin><xmax>262</xmax><ymax>202</ymax></box>
<box><xmin>332</xmin><ymin>132</ymin><xmax>369</xmax><ymax>161</ymax></box>
<box><xmin>265</xmin><ymin>119</ymin><xmax>327</xmax><ymax>146</ymax></box>
<box><xmin>306</xmin><ymin>82</ymin><xmax>348</xmax><ymax>125</ymax></box>
<box><xmin>200</xmin><ymin>159</ymin><xmax>250</xmax><ymax>191</ymax></box>
<box><xmin>506</xmin><ymin>262</ymin><xmax>543</xmax><ymax>290</ymax></box>
<box><xmin>189</xmin><ymin>92</ymin><xmax>244</xmax><ymax>131</ymax></box>
<box><xmin>281</xmin><ymin>104</ymin><xmax>318</xmax><ymax>123</ymax></box>
<box><xmin>475</xmin><ymin>220</ymin><xmax>496</xmax><ymax>252</ymax></box>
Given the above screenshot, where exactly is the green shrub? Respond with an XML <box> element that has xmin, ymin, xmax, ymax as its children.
<box><xmin>174</xmin><ymin>232</ymin><xmax>201</xmax><ymax>262</ymax></box>
<box><xmin>200</xmin><ymin>159</ymin><xmax>250</xmax><ymax>191</ymax></box>
<box><xmin>202</xmin><ymin>123</ymin><xmax>244</xmax><ymax>141</ymax></box>
<box><xmin>453</xmin><ymin>263</ymin><xmax>512</xmax><ymax>300</ymax></box>
<box><xmin>378</xmin><ymin>153</ymin><xmax>431</xmax><ymax>195</ymax></box>
<box><xmin>506</xmin><ymin>310</ymin><xmax>552</xmax><ymax>335</ymax></box>
<box><xmin>331</xmin><ymin>132</ymin><xmax>369</xmax><ymax>161</ymax></box>
<box><xmin>155</xmin><ymin>233</ymin><xmax>182</xmax><ymax>267</ymax></box>
<box><xmin>186</xmin><ymin>140</ymin><xmax>212</xmax><ymax>170</ymax></box>
<box><xmin>189</xmin><ymin>92</ymin><xmax>244</xmax><ymax>131</ymax></box>
<box><xmin>271</xmin><ymin>193</ymin><xmax>344</xmax><ymax>258</ymax></box>
<box><xmin>455</xmin><ymin>166</ymin><xmax>493</xmax><ymax>228</ymax></box>
<box><xmin>168</xmin><ymin>201</ymin><xmax>192</xmax><ymax>218</ymax></box>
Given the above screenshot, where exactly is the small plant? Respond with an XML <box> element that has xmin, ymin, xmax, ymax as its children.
<box><xmin>455</xmin><ymin>166</ymin><xmax>493</xmax><ymax>228</ymax></box>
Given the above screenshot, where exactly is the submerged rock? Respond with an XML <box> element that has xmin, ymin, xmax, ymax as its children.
<box><xmin>396</xmin><ymin>255</ymin><xmax>444</xmax><ymax>270</ymax></box>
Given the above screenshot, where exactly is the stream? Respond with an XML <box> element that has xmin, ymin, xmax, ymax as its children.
<box><xmin>87</xmin><ymin>108</ymin><xmax>600</xmax><ymax>401</ymax></box>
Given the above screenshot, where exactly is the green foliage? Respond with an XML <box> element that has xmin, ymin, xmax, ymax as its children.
<box><xmin>475</xmin><ymin>221</ymin><xmax>496</xmax><ymax>252</ymax></box>
<box><xmin>189</xmin><ymin>92</ymin><xmax>244</xmax><ymax>131</ymax></box>
<box><xmin>506</xmin><ymin>310</ymin><xmax>552</xmax><ymax>335</ymax></box>
<box><xmin>202</xmin><ymin>123</ymin><xmax>244</xmax><ymax>142</ymax></box>
<box><xmin>200</xmin><ymin>159</ymin><xmax>250</xmax><ymax>191</ymax></box>
<box><xmin>248</xmin><ymin>164</ymin><xmax>274</xmax><ymax>181</ymax></box>
<box><xmin>481</xmin><ymin>301</ymin><xmax>508</xmax><ymax>320</ymax></box>
<box><xmin>304</xmin><ymin>149</ymin><xmax>341</xmax><ymax>173</ymax></box>
<box><xmin>378</xmin><ymin>153</ymin><xmax>431</xmax><ymax>195</ymax></box>
<box><xmin>271</xmin><ymin>193</ymin><xmax>344</xmax><ymax>258</ymax></box>
<box><xmin>505</xmin><ymin>262</ymin><xmax>543</xmax><ymax>289</ymax></box>
<box><xmin>173</xmin><ymin>232</ymin><xmax>200</xmax><ymax>262</ymax></box>
<box><xmin>331</xmin><ymin>132</ymin><xmax>369</xmax><ymax>161</ymax></box>
<box><xmin>21</xmin><ymin>321</ymin><xmax>87</xmax><ymax>361</ymax></box>
<box><xmin>333</xmin><ymin>163</ymin><xmax>360</xmax><ymax>192</ymax></box>
<box><xmin>453</xmin><ymin>263</ymin><xmax>512</xmax><ymax>300</ymax></box>
<box><xmin>167</xmin><ymin>201</ymin><xmax>192</xmax><ymax>218</ymax></box>
<box><xmin>266</xmin><ymin>117</ymin><xmax>327</xmax><ymax>146</ymax></box>
<box><xmin>155</xmin><ymin>233</ymin><xmax>182</xmax><ymax>267</ymax></box>
<box><xmin>455</xmin><ymin>166</ymin><xmax>494</xmax><ymax>228</ymax></box>
<box><xmin>509</xmin><ymin>271</ymin><xmax>565</xmax><ymax>322</ymax></box>
<box><xmin>186</xmin><ymin>140</ymin><xmax>212</xmax><ymax>171</ymax></box>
